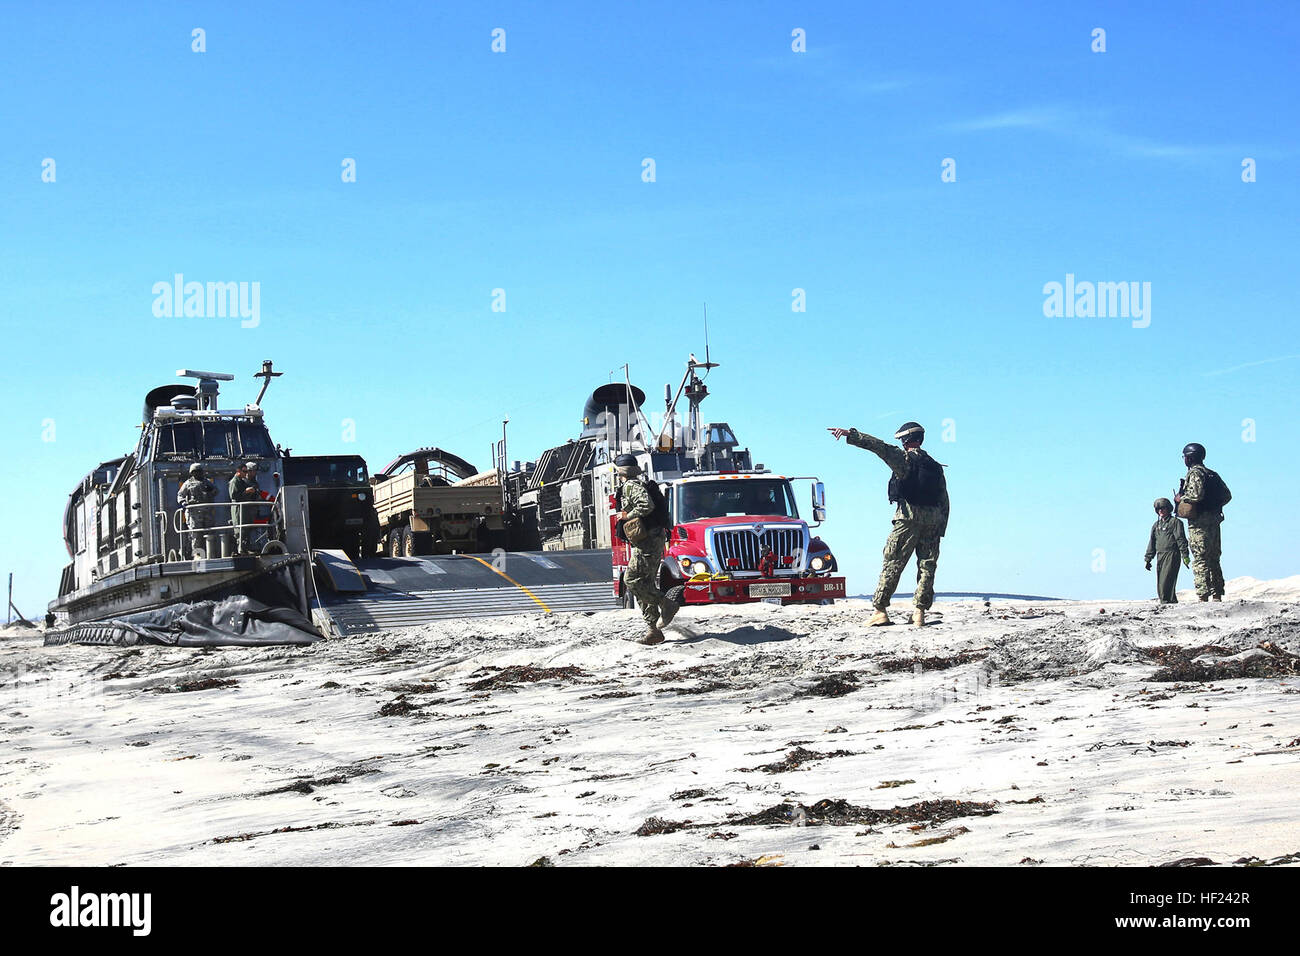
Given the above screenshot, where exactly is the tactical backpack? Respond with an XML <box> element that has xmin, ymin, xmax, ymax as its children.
<box><xmin>888</xmin><ymin>452</ymin><xmax>945</xmax><ymax>507</ymax></box>
<box><xmin>1199</xmin><ymin>469</ymin><xmax>1232</xmax><ymax>512</ymax></box>
<box><xmin>644</xmin><ymin>479</ymin><xmax>671</xmax><ymax>530</ymax></box>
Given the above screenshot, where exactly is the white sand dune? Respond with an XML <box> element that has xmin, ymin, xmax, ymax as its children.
<box><xmin>2</xmin><ymin>586</ymin><xmax>1298</xmax><ymax>867</ymax></box>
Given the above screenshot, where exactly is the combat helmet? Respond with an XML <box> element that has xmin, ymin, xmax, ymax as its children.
<box><xmin>1182</xmin><ymin>442</ymin><xmax>1206</xmax><ymax>464</ymax></box>
<box><xmin>1153</xmin><ymin>497</ymin><xmax>1173</xmax><ymax>512</ymax></box>
<box><xmin>614</xmin><ymin>453</ymin><xmax>641</xmax><ymax>477</ymax></box>
<box><xmin>188</xmin><ymin>463</ymin><xmax>205</xmax><ymax>476</ymax></box>
<box><xmin>894</xmin><ymin>421</ymin><xmax>925</xmax><ymax>444</ymax></box>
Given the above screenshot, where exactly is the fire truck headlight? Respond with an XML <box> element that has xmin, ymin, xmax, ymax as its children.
<box><xmin>690</xmin><ymin>560</ymin><xmax>710</xmax><ymax>576</ymax></box>
<box><xmin>810</xmin><ymin>554</ymin><xmax>833</xmax><ymax>572</ymax></box>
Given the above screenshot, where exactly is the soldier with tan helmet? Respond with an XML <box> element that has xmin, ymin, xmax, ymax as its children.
<box><xmin>228</xmin><ymin>461</ymin><xmax>263</xmax><ymax>554</ymax></box>
<box><xmin>829</xmin><ymin>421</ymin><xmax>949</xmax><ymax>627</ymax></box>
<box><xmin>177</xmin><ymin>463</ymin><xmax>218</xmax><ymax>558</ymax></box>
<box><xmin>1145</xmin><ymin>497</ymin><xmax>1189</xmax><ymax>604</ymax></box>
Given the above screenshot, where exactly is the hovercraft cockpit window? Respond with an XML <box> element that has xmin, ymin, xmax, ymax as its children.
<box><xmin>153</xmin><ymin>420</ymin><xmax>274</xmax><ymax>460</ymax></box>
<box><xmin>155</xmin><ymin>422</ymin><xmax>200</xmax><ymax>457</ymax></box>
<box><xmin>236</xmin><ymin>422</ymin><xmax>274</xmax><ymax>459</ymax></box>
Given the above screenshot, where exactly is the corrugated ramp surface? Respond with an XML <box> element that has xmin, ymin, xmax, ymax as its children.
<box><xmin>318</xmin><ymin>550</ymin><xmax>618</xmax><ymax>634</ymax></box>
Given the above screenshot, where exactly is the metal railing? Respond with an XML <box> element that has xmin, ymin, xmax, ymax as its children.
<box><xmin>168</xmin><ymin>500</ymin><xmax>284</xmax><ymax>557</ymax></box>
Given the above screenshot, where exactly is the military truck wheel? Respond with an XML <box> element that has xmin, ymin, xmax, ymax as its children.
<box><xmin>387</xmin><ymin>528</ymin><xmax>404</xmax><ymax>558</ymax></box>
<box><xmin>399</xmin><ymin>526</ymin><xmax>416</xmax><ymax>557</ymax></box>
<box><xmin>362</xmin><ymin>515</ymin><xmax>381</xmax><ymax>558</ymax></box>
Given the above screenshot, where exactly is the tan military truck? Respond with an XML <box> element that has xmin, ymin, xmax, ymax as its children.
<box><xmin>371</xmin><ymin>447</ymin><xmax>505</xmax><ymax>556</ymax></box>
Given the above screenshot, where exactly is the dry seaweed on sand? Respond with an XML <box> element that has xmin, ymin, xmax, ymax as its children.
<box><xmin>636</xmin><ymin>816</ymin><xmax>692</xmax><ymax>836</ymax></box>
<box><xmin>466</xmin><ymin>665</ymin><xmax>587</xmax><ymax>691</ymax></box>
<box><xmin>742</xmin><ymin>746</ymin><xmax>855</xmax><ymax>774</ymax></box>
<box><xmin>725</xmin><ymin>797</ymin><xmax>997</xmax><ymax>828</ymax></box>
<box><xmin>1234</xmin><ymin>851</ymin><xmax>1300</xmax><ymax>867</ymax></box>
<box><xmin>378</xmin><ymin>698</ymin><xmax>424</xmax><ymax>717</ymax></box>
<box><xmin>888</xmin><ymin>825</ymin><xmax>969</xmax><ymax>848</ymax></box>
<box><xmin>656</xmin><ymin>680</ymin><xmax>737</xmax><ymax>696</ymax></box>
<box><xmin>1144</xmin><ymin>643</ymin><xmax>1234</xmax><ymax>665</ymax></box>
<box><xmin>795</xmin><ymin>672</ymin><xmax>861</xmax><ymax>698</ymax></box>
<box><xmin>258</xmin><ymin>766</ymin><xmax>377</xmax><ymax>796</ymax></box>
<box><xmin>878</xmin><ymin>651</ymin><xmax>987</xmax><ymax>673</ymax></box>
<box><xmin>385</xmin><ymin>681</ymin><xmax>443</xmax><ymax>694</ymax></box>
<box><xmin>211</xmin><ymin>819</ymin><xmax>375</xmax><ymax>844</ymax></box>
<box><xmin>156</xmin><ymin>677</ymin><xmax>239</xmax><ymax>693</ymax></box>
<box><xmin>1148</xmin><ymin>642</ymin><xmax>1300</xmax><ymax>682</ymax></box>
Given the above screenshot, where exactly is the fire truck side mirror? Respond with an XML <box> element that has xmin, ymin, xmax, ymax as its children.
<box><xmin>812</xmin><ymin>482</ymin><xmax>826</xmax><ymax>523</ymax></box>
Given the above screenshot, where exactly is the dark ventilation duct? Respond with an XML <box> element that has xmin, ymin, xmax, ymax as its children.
<box><xmin>580</xmin><ymin>383</ymin><xmax>645</xmax><ymax>440</ymax></box>
<box><xmin>143</xmin><ymin>384</ymin><xmax>198</xmax><ymax>423</ymax></box>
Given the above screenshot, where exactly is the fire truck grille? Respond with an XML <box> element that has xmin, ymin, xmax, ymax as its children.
<box><xmin>711</xmin><ymin>527</ymin><xmax>805</xmax><ymax>573</ymax></box>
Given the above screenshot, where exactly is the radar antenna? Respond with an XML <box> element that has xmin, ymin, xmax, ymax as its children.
<box><xmin>176</xmin><ymin>368</ymin><xmax>235</xmax><ymax>412</ymax></box>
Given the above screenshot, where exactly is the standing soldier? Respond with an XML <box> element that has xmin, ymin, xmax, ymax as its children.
<box><xmin>1175</xmin><ymin>442</ymin><xmax>1231</xmax><ymax>602</ymax></box>
<box><xmin>228</xmin><ymin>461</ymin><xmax>263</xmax><ymax>554</ymax></box>
<box><xmin>1145</xmin><ymin>498</ymin><xmax>1189</xmax><ymax>604</ymax></box>
<box><xmin>829</xmin><ymin>422</ymin><xmax>949</xmax><ymax>626</ymax></box>
<box><xmin>177</xmin><ymin>463</ymin><xmax>218</xmax><ymax>558</ymax></box>
<box><xmin>613</xmin><ymin>453</ymin><xmax>674</xmax><ymax>645</ymax></box>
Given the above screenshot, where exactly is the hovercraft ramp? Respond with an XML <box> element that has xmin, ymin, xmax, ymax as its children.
<box><xmin>315</xmin><ymin>549</ymin><xmax>617</xmax><ymax>635</ymax></box>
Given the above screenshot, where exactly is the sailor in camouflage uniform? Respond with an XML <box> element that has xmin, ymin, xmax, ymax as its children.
<box><xmin>228</xmin><ymin>461</ymin><xmax>263</xmax><ymax>554</ymax></box>
<box><xmin>177</xmin><ymin>462</ymin><xmax>218</xmax><ymax>558</ymax></box>
<box><xmin>1175</xmin><ymin>443</ymin><xmax>1228</xmax><ymax>602</ymax></box>
<box><xmin>614</xmin><ymin>453</ymin><xmax>674</xmax><ymax>645</ymax></box>
<box><xmin>1144</xmin><ymin>498</ymin><xmax>1189</xmax><ymax>604</ymax></box>
<box><xmin>830</xmin><ymin>422</ymin><xmax>949</xmax><ymax>627</ymax></box>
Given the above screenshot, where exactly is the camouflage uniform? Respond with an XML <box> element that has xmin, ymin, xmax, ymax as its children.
<box><xmin>177</xmin><ymin>475</ymin><xmax>218</xmax><ymax>557</ymax></box>
<box><xmin>619</xmin><ymin>477</ymin><xmax>667</xmax><ymax>627</ymax></box>
<box><xmin>848</xmin><ymin>429</ymin><xmax>949</xmax><ymax>611</ymax></box>
<box><xmin>1180</xmin><ymin>464</ymin><xmax>1225</xmax><ymax>599</ymax></box>
<box><xmin>228</xmin><ymin>474</ymin><xmax>262</xmax><ymax>554</ymax></box>
<box><xmin>1145</xmin><ymin>514</ymin><xmax>1189</xmax><ymax>603</ymax></box>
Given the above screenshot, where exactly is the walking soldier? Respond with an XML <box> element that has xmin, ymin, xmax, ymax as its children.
<box><xmin>613</xmin><ymin>453</ymin><xmax>675</xmax><ymax>645</ymax></box>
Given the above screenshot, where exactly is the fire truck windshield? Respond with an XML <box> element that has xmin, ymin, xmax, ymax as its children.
<box><xmin>677</xmin><ymin>479</ymin><xmax>798</xmax><ymax>521</ymax></box>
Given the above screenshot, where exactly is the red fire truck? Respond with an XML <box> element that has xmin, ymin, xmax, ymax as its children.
<box><xmin>609</xmin><ymin>469</ymin><xmax>846</xmax><ymax>608</ymax></box>
<box><xmin>503</xmin><ymin>354</ymin><xmax>846</xmax><ymax>610</ymax></box>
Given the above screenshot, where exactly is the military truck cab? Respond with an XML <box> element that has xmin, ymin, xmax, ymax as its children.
<box><xmin>282</xmin><ymin>455</ymin><xmax>381</xmax><ymax>562</ymax></box>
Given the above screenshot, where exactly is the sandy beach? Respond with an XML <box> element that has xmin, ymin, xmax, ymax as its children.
<box><xmin>2</xmin><ymin>578</ymin><xmax>1298</xmax><ymax>867</ymax></box>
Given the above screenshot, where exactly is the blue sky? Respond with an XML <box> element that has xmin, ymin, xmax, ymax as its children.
<box><xmin>2</xmin><ymin>1</ymin><xmax>1297</xmax><ymax>616</ymax></box>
